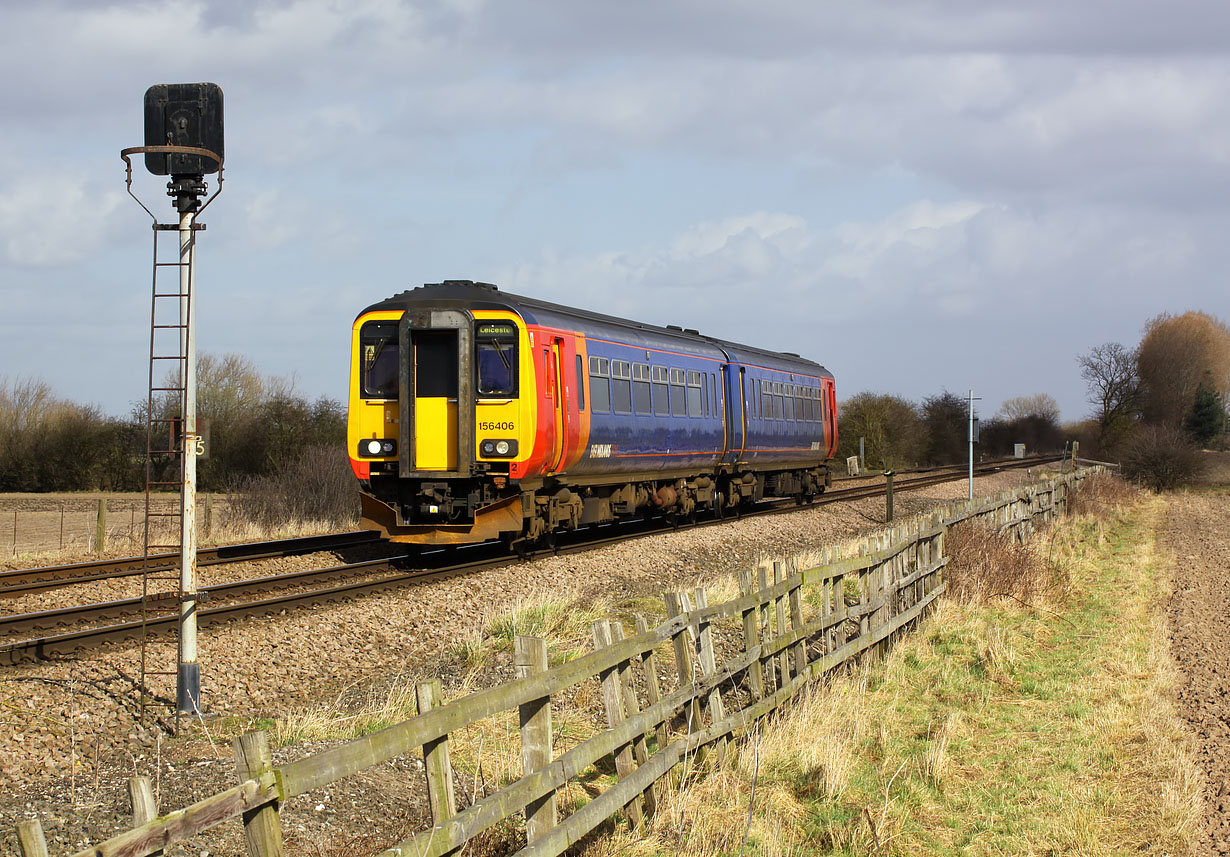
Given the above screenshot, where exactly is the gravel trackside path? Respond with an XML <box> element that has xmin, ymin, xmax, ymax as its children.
<box><xmin>0</xmin><ymin>470</ymin><xmax>1035</xmax><ymax>857</ymax></box>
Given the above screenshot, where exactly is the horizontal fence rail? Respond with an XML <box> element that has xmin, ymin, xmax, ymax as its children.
<box><xmin>15</xmin><ymin>468</ymin><xmax>1101</xmax><ymax>857</ymax></box>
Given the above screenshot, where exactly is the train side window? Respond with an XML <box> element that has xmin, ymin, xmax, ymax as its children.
<box><xmin>795</xmin><ymin>387</ymin><xmax>805</xmax><ymax>421</ymax></box>
<box><xmin>611</xmin><ymin>360</ymin><xmax>633</xmax><ymax>414</ymax></box>
<box><xmin>686</xmin><ymin>370</ymin><xmax>702</xmax><ymax>417</ymax></box>
<box><xmin>589</xmin><ymin>356</ymin><xmax>611</xmax><ymax>413</ymax></box>
<box><xmin>803</xmin><ymin>388</ymin><xmax>813</xmax><ymax>422</ymax></box>
<box><xmin>576</xmin><ymin>355</ymin><xmax>585</xmax><ymax>410</ymax></box>
<box><xmin>670</xmin><ymin>368</ymin><xmax>686</xmax><ymax>417</ymax></box>
<box><xmin>360</xmin><ymin>321</ymin><xmax>400</xmax><ymax>399</ymax></box>
<box><xmin>773</xmin><ymin>382</ymin><xmax>784</xmax><ymax>420</ymax></box>
<box><xmin>702</xmin><ymin>374</ymin><xmax>709</xmax><ymax>417</ymax></box>
<box><xmin>652</xmin><ymin>366</ymin><xmax>670</xmax><ymax>416</ymax></box>
<box><xmin>711</xmin><ymin>374</ymin><xmax>719</xmax><ymax>419</ymax></box>
<box><xmin>632</xmin><ymin>363</ymin><xmax>651</xmax><ymax>414</ymax></box>
<box><xmin>784</xmin><ymin>384</ymin><xmax>796</xmax><ymax>421</ymax></box>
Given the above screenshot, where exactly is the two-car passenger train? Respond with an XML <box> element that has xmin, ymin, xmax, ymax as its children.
<box><xmin>347</xmin><ymin>280</ymin><xmax>837</xmax><ymax>547</ymax></box>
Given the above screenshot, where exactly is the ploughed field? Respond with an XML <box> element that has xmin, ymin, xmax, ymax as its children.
<box><xmin>0</xmin><ymin>468</ymin><xmax>1095</xmax><ymax>856</ymax></box>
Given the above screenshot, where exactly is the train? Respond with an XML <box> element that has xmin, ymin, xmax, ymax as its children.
<box><xmin>347</xmin><ymin>280</ymin><xmax>837</xmax><ymax>548</ymax></box>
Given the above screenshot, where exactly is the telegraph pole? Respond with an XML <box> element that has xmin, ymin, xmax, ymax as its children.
<box><xmin>968</xmin><ymin>389</ymin><xmax>981</xmax><ymax>499</ymax></box>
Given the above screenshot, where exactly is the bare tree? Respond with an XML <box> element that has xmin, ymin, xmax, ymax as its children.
<box><xmin>1137</xmin><ymin>311</ymin><xmax>1230</xmax><ymax>428</ymax></box>
<box><xmin>997</xmin><ymin>393</ymin><xmax>1060</xmax><ymax>424</ymax></box>
<box><xmin>1078</xmin><ymin>342</ymin><xmax>1140</xmax><ymax>454</ymax></box>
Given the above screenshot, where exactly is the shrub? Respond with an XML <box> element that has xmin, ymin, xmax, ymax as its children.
<box><xmin>944</xmin><ymin>522</ymin><xmax>1067</xmax><ymax>604</ymax></box>
<box><xmin>1067</xmin><ymin>471</ymin><xmax>1138</xmax><ymax>517</ymax></box>
<box><xmin>223</xmin><ymin>445</ymin><xmax>359</xmax><ymax>531</ymax></box>
<box><xmin>1119</xmin><ymin>426</ymin><xmax>1203</xmax><ymax>492</ymax></box>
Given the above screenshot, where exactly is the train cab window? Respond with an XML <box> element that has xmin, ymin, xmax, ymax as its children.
<box><xmin>611</xmin><ymin>360</ymin><xmax>632</xmax><ymax>413</ymax></box>
<box><xmin>652</xmin><ymin>366</ymin><xmax>669</xmax><ymax>415</ymax></box>
<box><xmin>633</xmin><ymin>363</ymin><xmax>651</xmax><ymax>414</ymax></box>
<box><xmin>475</xmin><ymin>322</ymin><xmax>518</xmax><ymax>397</ymax></box>
<box><xmin>360</xmin><ymin>321</ymin><xmax>400</xmax><ymax>399</ymax></box>
<box><xmin>670</xmin><ymin>368</ymin><xmax>686</xmax><ymax>417</ymax></box>
<box><xmin>576</xmin><ymin>355</ymin><xmax>585</xmax><ymax>410</ymax></box>
<box><xmin>589</xmin><ymin>356</ymin><xmax>611</xmax><ymax>412</ymax></box>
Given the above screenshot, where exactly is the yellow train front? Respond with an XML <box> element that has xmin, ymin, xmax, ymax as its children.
<box><xmin>348</xmin><ymin>280</ymin><xmax>838</xmax><ymax>547</ymax></box>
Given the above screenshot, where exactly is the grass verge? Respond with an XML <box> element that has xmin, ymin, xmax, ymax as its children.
<box><xmin>587</xmin><ymin>492</ymin><xmax>1202</xmax><ymax>856</ymax></box>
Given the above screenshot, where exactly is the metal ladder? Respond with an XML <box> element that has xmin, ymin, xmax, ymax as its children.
<box><xmin>138</xmin><ymin>220</ymin><xmax>198</xmax><ymax>727</ymax></box>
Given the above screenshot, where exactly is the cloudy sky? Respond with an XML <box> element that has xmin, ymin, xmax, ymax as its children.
<box><xmin>1</xmin><ymin>0</ymin><xmax>1227</xmax><ymax>424</ymax></box>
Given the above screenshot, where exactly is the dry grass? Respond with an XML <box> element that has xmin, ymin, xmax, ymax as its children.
<box><xmin>585</xmin><ymin>492</ymin><xmax>1202</xmax><ymax>857</ymax></box>
<box><xmin>943</xmin><ymin>521</ymin><xmax>1068</xmax><ymax>604</ymax></box>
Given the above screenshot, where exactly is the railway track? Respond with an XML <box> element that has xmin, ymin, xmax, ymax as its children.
<box><xmin>1</xmin><ymin>455</ymin><xmax>1060</xmax><ymax>664</ymax></box>
<box><xmin>0</xmin><ymin>529</ymin><xmax>384</xmax><ymax>595</ymax></box>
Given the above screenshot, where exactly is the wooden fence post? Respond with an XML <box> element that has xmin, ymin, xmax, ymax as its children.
<box><xmin>634</xmin><ymin>614</ymin><xmax>669</xmax><ymax>767</ymax></box>
<box><xmin>95</xmin><ymin>498</ymin><xmax>107</xmax><ymax>554</ymax></box>
<box><xmin>738</xmin><ymin>570</ymin><xmax>764</xmax><ymax>700</ymax></box>
<box><xmin>756</xmin><ymin>567</ymin><xmax>775</xmax><ymax>692</ymax></box>
<box><xmin>515</xmin><ymin>635</ymin><xmax>557</xmax><ymax>844</ymax></box>
<box><xmin>127</xmin><ymin>775</ymin><xmax>162</xmax><ymax>857</ymax></box>
<box><xmin>664</xmin><ymin>591</ymin><xmax>703</xmax><ymax>740</ymax></box>
<box><xmin>691</xmin><ymin>588</ymin><xmax>727</xmax><ymax>762</ymax></box>
<box><xmin>610</xmin><ymin>622</ymin><xmax>658</xmax><ymax>816</ymax></box>
<box><xmin>232</xmin><ymin>730</ymin><xmax>285</xmax><ymax>857</ymax></box>
<box><xmin>773</xmin><ymin>563</ymin><xmax>790</xmax><ymax>682</ymax></box>
<box><xmin>416</xmin><ymin>680</ymin><xmax>457</xmax><ymax>834</ymax></box>
<box><xmin>592</xmin><ymin>620</ymin><xmax>645</xmax><ymax>828</ymax></box>
<box><xmin>787</xmin><ymin>571</ymin><xmax>808</xmax><ymax>677</ymax></box>
<box><xmin>16</xmin><ymin>819</ymin><xmax>48</xmax><ymax>857</ymax></box>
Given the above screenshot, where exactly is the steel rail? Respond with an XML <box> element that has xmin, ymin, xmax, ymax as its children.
<box><xmin>0</xmin><ymin>530</ymin><xmax>383</xmax><ymax>595</ymax></box>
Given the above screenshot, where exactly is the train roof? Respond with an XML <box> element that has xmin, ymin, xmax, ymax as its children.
<box><xmin>359</xmin><ymin>280</ymin><xmax>833</xmax><ymax>379</ymax></box>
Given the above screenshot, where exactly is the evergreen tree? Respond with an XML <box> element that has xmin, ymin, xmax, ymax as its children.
<box><xmin>1184</xmin><ymin>378</ymin><xmax>1226</xmax><ymax>447</ymax></box>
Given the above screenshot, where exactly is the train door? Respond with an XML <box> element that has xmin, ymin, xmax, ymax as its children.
<box><xmin>549</xmin><ymin>338</ymin><xmax>566</xmax><ymax>472</ymax></box>
<box><xmin>400</xmin><ymin>309</ymin><xmax>473</xmax><ymax>478</ymax></box>
<box><xmin>720</xmin><ymin>364</ymin><xmax>745</xmax><ymax>464</ymax></box>
<box><xmin>413</xmin><ymin>331</ymin><xmax>458</xmax><ymax>470</ymax></box>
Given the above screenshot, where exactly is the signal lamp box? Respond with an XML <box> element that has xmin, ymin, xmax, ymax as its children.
<box><xmin>143</xmin><ymin>83</ymin><xmax>224</xmax><ymax>176</ymax></box>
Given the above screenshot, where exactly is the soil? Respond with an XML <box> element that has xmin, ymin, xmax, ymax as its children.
<box><xmin>1162</xmin><ymin>451</ymin><xmax>1230</xmax><ymax>856</ymax></box>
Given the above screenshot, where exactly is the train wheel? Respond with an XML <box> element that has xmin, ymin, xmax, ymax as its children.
<box><xmin>713</xmin><ymin>491</ymin><xmax>725</xmax><ymax>520</ymax></box>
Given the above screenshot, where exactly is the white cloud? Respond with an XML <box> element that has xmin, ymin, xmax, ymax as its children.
<box><xmin>0</xmin><ymin>173</ymin><xmax>126</xmax><ymax>267</ymax></box>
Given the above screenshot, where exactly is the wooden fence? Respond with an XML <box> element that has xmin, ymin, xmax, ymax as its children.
<box><xmin>15</xmin><ymin>468</ymin><xmax>1100</xmax><ymax>857</ymax></box>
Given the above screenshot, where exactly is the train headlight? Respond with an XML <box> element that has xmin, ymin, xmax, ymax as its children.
<box><xmin>358</xmin><ymin>439</ymin><xmax>397</xmax><ymax>458</ymax></box>
<box><xmin>480</xmin><ymin>439</ymin><xmax>518</xmax><ymax>458</ymax></box>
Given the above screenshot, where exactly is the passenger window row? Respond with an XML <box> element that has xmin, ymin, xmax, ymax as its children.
<box><xmin>754</xmin><ymin>377</ymin><xmax>828</xmax><ymax>424</ymax></box>
<box><xmin>589</xmin><ymin>355</ymin><xmax>720</xmax><ymax>419</ymax></box>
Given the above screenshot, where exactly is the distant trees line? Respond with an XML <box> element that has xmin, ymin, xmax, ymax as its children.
<box><xmin>0</xmin><ymin>354</ymin><xmax>345</xmax><ymax>493</ymax></box>
<box><xmin>835</xmin><ymin>390</ymin><xmax>1064</xmax><ymax>472</ymax></box>
<box><xmin>1077</xmin><ymin>310</ymin><xmax>1229</xmax><ymax>489</ymax></box>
